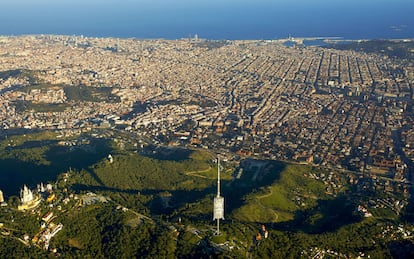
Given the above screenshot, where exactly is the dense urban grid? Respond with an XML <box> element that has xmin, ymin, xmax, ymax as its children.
<box><xmin>1</xmin><ymin>35</ymin><xmax>414</xmax><ymax>257</ymax></box>
<box><xmin>1</xmin><ymin>35</ymin><xmax>413</xmax><ymax>179</ymax></box>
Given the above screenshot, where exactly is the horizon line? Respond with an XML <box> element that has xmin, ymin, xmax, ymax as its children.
<box><xmin>0</xmin><ymin>33</ymin><xmax>413</xmax><ymax>42</ymax></box>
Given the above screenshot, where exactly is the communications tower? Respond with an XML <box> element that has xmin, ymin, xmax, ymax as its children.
<box><xmin>213</xmin><ymin>155</ymin><xmax>224</xmax><ymax>235</ymax></box>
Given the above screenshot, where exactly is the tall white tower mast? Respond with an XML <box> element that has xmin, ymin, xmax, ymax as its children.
<box><xmin>213</xmin><ymin>155</ymin><xmax>224</xmax><ymax>235</ymax></box>
<box><xmin>217</xmin><ymin>156</ymin><xmax>221</xmax><ymax>197</ymax></box>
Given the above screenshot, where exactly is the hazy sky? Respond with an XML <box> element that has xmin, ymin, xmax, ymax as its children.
<box><xmin>0</xmin><ymin>0</ymin><xmax>412</xmax><ymax>39</ymax></box>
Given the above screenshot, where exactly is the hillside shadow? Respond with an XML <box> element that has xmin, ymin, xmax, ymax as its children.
<box><xmin>71</xmin><ymin>183</ymin><xmax>216</xmax><ymax>215</ymax></box>
<box><xmin>6</xmin><ymin>140</ymin><xmax>59</xmax><ymax>150</ymax></box>
<box><xmin>71</xmin><ymin>184</ymin><xmax>144</xmax><ymax>195</ymax></box>
<box><xmin>149</xmin><ymin>188</ymin><xmax>217</xmax><ymax>215</ymax></box>
<box><xmin>65</xmin><ymin>158</ymin><xmax>286</xmax><ymax>222</ymax></box>
<box><xmin>401</xmin><ymin>199</ymin><xmax>414</xmax><ymax>224</ymax></box>
<box><xmin>388</xmin><ymin>240</ymin><xmax>414</xmax><ymax>259</ymax></box>
<box><xmin>141</xmin><ymin>145</ymin><xmax>195</xmax><ymax>161</ymax></box>
<box><xmin>0</xmin><ymin>158</ymin><xmax>58</xmax><ymax>196</ymax></box>
<box><xmin>82</xmin><ymin>168</ymin><xmax>105</xmax><ymax>186</ymax></box>
<box><xmin>223</xmin><ymin>159</ymin><xmax>286</xmax><ymax>215</ymax></box>
<box><xmin>121</xmin><ymin>101</ymin><xmax>147</xmax><ymax>120</ymax></box>
<box><xmin>43</xmin><ymin>138</ymin><xmax>112</xmax><ymax>186</ymax></box>
<box><xmin>0</xmin><ymin>138</ymin><xmax>113</xmax><ymax>196</ymax></box>
<box><xmin>44</xmin><ymin>138</ymin><xmax>112</xmax><ymax>171</ymax></box>
<box><xmin>71</xmin><ymin>158</ymin><xmax>283</xmax><ymax>217</ymax></box>
<box><xmin>273</xmin><ymin>195</ymin><xmax>362</xmax><ymax>234</ymax></box>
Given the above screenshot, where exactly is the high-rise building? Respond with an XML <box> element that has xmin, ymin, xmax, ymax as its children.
<box><xmin>213</xmin><ymin>156</ymin><xmax>224</xmax><ymax>235</ymax></box>
<box><xmin>0</xmin><ymin>190</ymin><xmax>4</xmax><ymax>203</ymax></box>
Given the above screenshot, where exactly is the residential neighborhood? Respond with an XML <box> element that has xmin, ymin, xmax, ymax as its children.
<box><xmin>0</xmin><ymin>35</ymin><xmax>412</xmax><ymax>182</ymax></box>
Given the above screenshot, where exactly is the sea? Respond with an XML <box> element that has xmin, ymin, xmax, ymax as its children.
<box><xmin>0</xmin><ymin>0</ymin><xmax>413</xmax><ymax>40</ymax></box>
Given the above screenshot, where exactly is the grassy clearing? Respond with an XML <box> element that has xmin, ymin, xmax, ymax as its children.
<box><xmin>0</xmin><ymin>131</ymin><xmax>111</xmax><ymax>195</ymax></box>
<box><xmin>85</xmin><ymin>149</ymin><xmax>216</xmax><ymax>191</ymax></box>
<box><xmin>371</xmin><ymin>208</ymin><xmax>398</xmax><ymax>220</ymax></box>
<box><xmin>232</xmin><ymin>164</ymin><xmax>328</xmax><ymax>223</ymax></box>
<box><xmin>186</xmin><ymin>167</ymin><xmax>233</xmax><ymax>181</ymax></box>
<box><xmin>14</xmin><ymin>101</ymin><xmax>69</xmax><ymax>112</ymax></box>
<box><xmin>0</xmin><ymin>131</ymin><xmax>58</xmax><ymax>149</ymax></box>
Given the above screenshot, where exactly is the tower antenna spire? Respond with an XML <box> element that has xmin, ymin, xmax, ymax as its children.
<box><xmin>217</xmin><ymin>156</ymin><xmax>221</xmax><ymax>197</ymax></box>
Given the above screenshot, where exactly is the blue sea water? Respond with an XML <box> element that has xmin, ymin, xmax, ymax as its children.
<box><xmin>0</xmin><ymin>0</ymin><xmax>413</xmax><ymax>40</ymax></box>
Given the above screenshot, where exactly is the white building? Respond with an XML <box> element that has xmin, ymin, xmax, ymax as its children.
<box><xmin>20</xmin><ymin>185</ymin><xmax>34</xmax><ymax>204</ymax></box>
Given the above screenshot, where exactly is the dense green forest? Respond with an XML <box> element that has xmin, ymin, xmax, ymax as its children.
<box><xmin>0</xmin><ymin>131</ymin><xmax>413</xmax><ymax>258</ymax></box>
